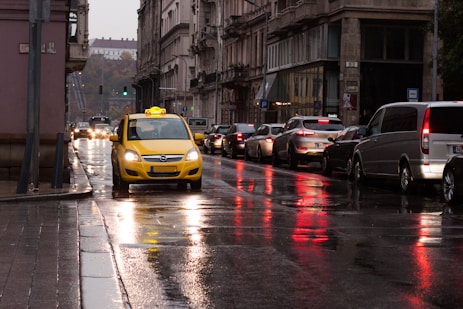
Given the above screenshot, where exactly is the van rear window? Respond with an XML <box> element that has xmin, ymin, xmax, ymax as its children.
<box><xmin>430</xmin><ymin>107</ymin><xmax>463</xmax><ymax>134</ymax></box>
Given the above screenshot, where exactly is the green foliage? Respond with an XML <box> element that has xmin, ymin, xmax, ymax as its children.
<box><xmin>439</xmin><ymin>0</ymin><xmax>463</xmax><ymax>99</ymax></box>
<box><xmin>80</xmin><ymin>52</ymin><xmax>136</xmax><ymax>119</ymax></box>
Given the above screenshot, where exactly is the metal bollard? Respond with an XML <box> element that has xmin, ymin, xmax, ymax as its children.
<box><xmin>51</xmin><ymin>132</ymin><xmax>64</xmax><ymax>188</ymax></box>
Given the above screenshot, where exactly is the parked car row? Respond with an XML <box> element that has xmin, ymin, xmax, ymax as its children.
<box><xmin>203</xmin><ymin>101</ymin><xmax>463</xmax><ymax>205</ymax></box>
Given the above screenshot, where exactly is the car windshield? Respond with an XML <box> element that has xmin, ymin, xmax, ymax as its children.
<box><xmin>127</xmin><ymin>118</ymin><xmax>189</xmax><ymax>140</ymax></box>
<box><xmin>236</xmin><ymin>124</ymin><xmax>256</xmax><ymax>133</ymax></box>
<box><xmin>77</xmin><ymin>122</ymin><xmax>89</xmax><ymax>128</ymax></box>
<box><xmin>303</xmin><ymin>119</ymin><xmax>344</xmax><ymax>131</ymax></box>
<box><xmin>271</xmin><ymin>126</ymin><xmax>283</xmax><ymax>135</ymax></box>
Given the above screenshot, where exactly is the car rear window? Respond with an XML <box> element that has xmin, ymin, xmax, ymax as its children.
<box><xmin>303</xmin><ymin>119</ymin><xmax>344</xmax><ymax>131</ymax></box>
<box><xmin>236</xmin><ymin>124</ymin><xmax>256</xmax><ymax>133</ymax></box>
<box><xmin>430</xmin><ymin>107</ymin><xmax>463</xmax><ymax>134</ymax></box>
<box><xmin>217</xmin><ymin>127</ymin><xmax>229</xmax><ymax>134</ymax></box>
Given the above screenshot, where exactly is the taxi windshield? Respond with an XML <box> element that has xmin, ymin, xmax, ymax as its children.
<box><xmin>127</xmin><ymin>118</ymin><xmax>189</xmax><ymax>140</ymax></box>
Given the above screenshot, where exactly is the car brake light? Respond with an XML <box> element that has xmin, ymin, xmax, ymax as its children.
<box><xmin>421</xmin><ymin>108</ymin><xmax>430</xmax><ymax>154</ymax></box>
<box><xmin>237</xmin><ymin>132</ymin><xmax>243</xmax><ymax>141</ymax></box>
<box><xmin>264</xmin><ymin>137</ymin><xmax>274</xmax><ymax>143</ymax></box>
<box><xmin>318</xmin><ymin>119</ymin><xmax>329</xmax><ymax>124</ymax></box>
<box><xmin>296</xmin><ymin>130</ymin><xmax>315</xmax><ymax>137</ymax></box>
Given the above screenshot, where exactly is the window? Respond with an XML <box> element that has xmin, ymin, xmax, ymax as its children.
<box><xmin>430</xmin><ymin>107</ymin><xmax>463</xmax><ymax>134</ymax></box>
<box><xmin>381</xmin><ymin>107</ymin><xmax>417</xmax><ymax>133</ymax></box>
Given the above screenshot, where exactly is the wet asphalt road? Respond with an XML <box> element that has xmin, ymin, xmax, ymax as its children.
<box><xmin>75</xmin><ymin>138</ymin><xmax>463</xmax><ymax>309</ymax></box>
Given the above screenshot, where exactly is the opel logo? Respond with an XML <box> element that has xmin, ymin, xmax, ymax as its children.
<box><xmin>159</xmin><ymin>155</ymin><xmax>167</xmax><ymax>162</ymax></box>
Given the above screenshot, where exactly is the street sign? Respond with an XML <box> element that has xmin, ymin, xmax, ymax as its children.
<box><xmin>182</xmin><ymin>106</ymin><xmax>188</xmax><ymax>113</ymax></box>
<box><xmin>259</xmin><ymin>99</ymin><xmax>269</xmax><ymax>109</ymax></box>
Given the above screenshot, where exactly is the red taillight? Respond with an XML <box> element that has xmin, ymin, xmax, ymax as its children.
<box><xmin>295</xmin><ymin>130</ymin><xmax>315</xmax><ymax>137</ymax></box>
<box><xmin>421</xmin><ymin>108</ymin><xmax>430</xmax><ymax>154</ymax></box>
<box><xmin>318</xmin><ymin>119</ymin><xmax>329</xmax><ymax>124</ymax></box>
<box><xmin>264</xmin><ymin>137</ymin><xmax>274</xmax><ymax>143</ymax></box>
<box><xmin>236</xmin><ymin>132</ymin><xmax>243</xmax><ymax>141</ymax></box>
<box><xmin>213</xmin><ymin>133</ymin><xmax>221</xmax><ymax>140</ymax></box>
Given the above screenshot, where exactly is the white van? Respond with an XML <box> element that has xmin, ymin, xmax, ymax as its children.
<box><xmin>352</xmin><ymin>101</ymin><xmax>463</xmax><ymax>193</ymax></box>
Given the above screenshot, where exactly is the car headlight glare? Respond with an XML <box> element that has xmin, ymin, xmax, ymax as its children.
<box><xmin>124</xmin><ymin>150</ymin><xmax>141</xmax><ymax>162</ymax></box>
<box><xmin>185</xmin><ymin>148</ymin><xmax>199</xmax><ymax>161</ymax></box>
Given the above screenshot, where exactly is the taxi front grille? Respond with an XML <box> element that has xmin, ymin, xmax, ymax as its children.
<box><xmin>147</xmin><ymin>171</ymin><xmax>180</xmax><ymax>177</ymax></box>
<box><xmin>142</xmin><ymin>154</ymin><xmax>183</xmax><ymax>162</ymax></box>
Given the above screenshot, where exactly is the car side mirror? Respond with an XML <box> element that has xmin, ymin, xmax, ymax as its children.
<box><xmin>357</xmin><ymin>127</ymin><xmax>367</xmax><ymax>137</ymax></box>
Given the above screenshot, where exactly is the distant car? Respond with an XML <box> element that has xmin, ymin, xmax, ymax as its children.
<box><xmin>244</xmin><ymin>123</ymin><xmax>283</xmax><ymax>163</ymax></box>
<box><xmin>109</xmin><ymin>106</ymin><xmax>203</xmax><ymax>193</ymax></box>
<box><xmin>222</xmin><ymin>123</ymin><xmax>258</xmax><ymax>159</ymax></box>
<box><xmin>94</xmin><ymin>123</ymin><xmax>111</xmax><ymax>139</ymax></box>
<box><xmin>442</xmin><ymin>155</ymin><xmax>463</xmax><ymax>204</ymax></box>
<box><xmin>322</xmin><ymin>125</ymin><xmax>365</xmax><ymax>177</ymax></box>
<box><xmin>73</xmin><ymin>122</ymin><xmax>92</xmax><ymax>139</ymax></box>
<box><xmin>272</xmin><ymin>116</ymin><xmax>344</xmax><ymax>169</ymax></box>
<box><xmin>203</xmin><ymin>124</ymin><xmax>231</xmax><ymax>154</ymax></box>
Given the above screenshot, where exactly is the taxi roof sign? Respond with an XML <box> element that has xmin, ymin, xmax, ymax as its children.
<box><xmin>145</xmin><ymin>106</ymin><xmax>166</xmax><ymax>116</ymax></box>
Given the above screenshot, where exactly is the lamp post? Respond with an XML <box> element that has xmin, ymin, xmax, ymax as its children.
<box><xmin>432</xmin><ymin>0</ymin><xmax>439</xmax><ymax>101</ymax></box>
<box><xmin>172</xmin><ymin>55</ymin><xmax>188</xmax><ymax>116</ymax></box>
<box><xmin>245</xmin><ymin>0</ymin><xmax>268</xmax><ymax>122</ymax></box>
<box><xmin>201</xmin><ymin>31</ymin><xmax>220</xmax><ymax>124</ymax></box>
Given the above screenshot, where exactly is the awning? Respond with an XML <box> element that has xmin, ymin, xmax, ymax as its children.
<box><xmin>254</xmin><ymin>73</ymin><xmax>288</xmax><ymax>102</ymax></box>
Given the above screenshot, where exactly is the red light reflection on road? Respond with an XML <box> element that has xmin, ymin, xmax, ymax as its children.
<box><xmin>294</xmin><ymin>174</ymin><xmax>329</xmax><ymax>207</ymax></box>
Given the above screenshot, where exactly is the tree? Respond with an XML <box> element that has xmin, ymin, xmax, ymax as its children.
<box><xmin>438</xmin><ymin>0</ymin><xmax>463</xmax><ymax>99</ymax></box>
<box><xmin>79</xmin><ymin>53</ymin><xmax>136</xmax><ymax>121</ymax></box>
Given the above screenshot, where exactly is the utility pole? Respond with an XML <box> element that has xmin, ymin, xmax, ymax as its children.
<box><xmin>18</xmin><ymin>0</ymin><xmax>50</xmax><ymax>193</ymax></box>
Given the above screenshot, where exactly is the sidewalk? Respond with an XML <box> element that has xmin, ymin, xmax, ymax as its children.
<box><xmin>0</xmin><ymin>146</ymin><xmax>126</xmax><ymax>308</ymax></box>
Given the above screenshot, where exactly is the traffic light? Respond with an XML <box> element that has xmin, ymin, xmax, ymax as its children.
<box><xmin>123</xmin><ymin>86</ymin><xmax>128</xmax><ymax>96</ymax></box>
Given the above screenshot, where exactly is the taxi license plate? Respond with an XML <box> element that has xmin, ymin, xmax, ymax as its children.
<box><xmin>453</xmin><ymin>145</ymin><xmax>463</xmax><ymax>154</ymax></box>
<box><xmin>150</xmin><ymin>166</ymin><xmax>177</xmax><ymax>173</ymax></box>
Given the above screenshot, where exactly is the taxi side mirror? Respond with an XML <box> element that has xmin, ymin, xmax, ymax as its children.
<box><xmin>109</xmin><ymin>134</ymin><xmax>119</xmax><ymax>142</ymax></box>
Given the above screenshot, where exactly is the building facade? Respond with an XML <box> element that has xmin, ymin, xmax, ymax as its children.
<box><xmin>0</xmin><ymin>0</ymin><xmax>88</xmax><ymax>181</ymax></box>
<box><xmin>135</xmin><ymin>0</ymin><xmax>442</xmax><ymax>127</ymax></box>
<box><xmin>89</xmin><ymin>37</ymin><xmax>137</xmax><ymax>60</ymax></box>
<box><xmin>134</xmin><ymin>0</ymin><xmax>194</xmax><ymax>116</ymax></box>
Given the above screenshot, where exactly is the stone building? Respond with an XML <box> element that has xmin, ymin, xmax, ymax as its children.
<box><xmin>134</xmin><ymin>0</ymin><xmax>194</xmax><ymax>116</ymax></box>
<box><xmin>135</xmin><ymin>0</ymin><xmax>442</xmax><ymax>126</ymax></box>
<box><xmin>89</xmin><ymin>37</ymin><xmax>137</xmax><ymax>60</ymax></box>
<box><xmin>0</xmin><ymin>0</ymin><xmax>88</xmax><ymax>181</ymax></box>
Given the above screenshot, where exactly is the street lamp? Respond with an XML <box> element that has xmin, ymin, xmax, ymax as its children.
<box><xmin>201</xmin><ymin>31</ymin><xmax>220</xmax><ymax>124</ymax></box>
<box><xmin>245</xmin><ymin>0</ymin><xmax>268</xmax><ymax>122</ymax></box>
<box><xmin>172</xmin><ymin>55</ymin><xmax>188</xmax><ymax>115</ymax></box>
<box><xmin>432</xmin><ymin>0</ymin><xmax>439</xmax><ymax>101</ymax></box>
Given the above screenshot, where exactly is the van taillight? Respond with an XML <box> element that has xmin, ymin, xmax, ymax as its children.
<box><xmin>236</xmin><ymin>132</ymin><xmax>243</xmax><ymax>141</ymax></box>
<box><xmin>421</xmin><ymin>108</ymin><xmax>430</xmax><ymax>154</ymax></box>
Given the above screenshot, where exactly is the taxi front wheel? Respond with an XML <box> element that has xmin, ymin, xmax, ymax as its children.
<box><xmin>113</xmin><ymin>166</ymin><xmax>129</xmax><ymax>193</ymax></box>
<box><xmin>190</xmin><ymin>177</ymin><xmax>202</xmax><ymax>190</ymax></box>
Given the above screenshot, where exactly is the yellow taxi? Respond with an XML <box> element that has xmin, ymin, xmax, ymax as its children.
<box><xmin>109</xmin><ymin>107</ymin><xmax>203</xmax><ymax>192</ymax></box>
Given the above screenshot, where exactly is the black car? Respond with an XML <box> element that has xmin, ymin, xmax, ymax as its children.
<box><xmin>322</xmin><ymin>125</ymin><xmax>365</xmax><ymax>177</ymax></box>
<box><xmin>442</xmin><ymin>154</ymin><xmax>463</xmax><ymax>204</ymax></box>
<box><xmin>203</xmin><ymin>124</ymin><xmax>230</xmax><ymax>154</ymax></box>
<box><xmin>222</xmin><ymin>123</ymin><xmax>258</xmax><ymax>159</ymax></box>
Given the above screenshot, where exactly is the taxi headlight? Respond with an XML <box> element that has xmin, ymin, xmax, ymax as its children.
<box><xmin>74</xmin><ymin>128</ymin><xmax>79</xmax><ymax>133</ymax></box>
<box><xmin>124</xmin><ymin>150</ymin><xmax>141</xmax><ymax>162</ymax></box>
<box><xmin>185</xmin><ymin>148</ymin><xmax>199</xmax><ymax>161</ymax></box>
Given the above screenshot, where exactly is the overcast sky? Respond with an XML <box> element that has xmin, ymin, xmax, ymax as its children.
<box><xmin>88</xmin><ymin>0</ymin><xmax>138</xmax><ymax>40</ymax></box>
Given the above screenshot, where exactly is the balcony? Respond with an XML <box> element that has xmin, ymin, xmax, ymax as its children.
<box><xmin>66</xmin><ymin>0</ymin><xmax>89</xmax><ymax>72</ymax></box>
<box><xmin>269</xmin><ymin>0</ymin><xmax>317</xmax><ymax>36</ymax></box>
<box><xmin>221</xmin><ymin>66</ymin><xmax>249</xmax><ymax>89</ymax></box>
<box><xmin>223</xmin><ymin>15</ymin><xmax>245</xmax><ymax>39</ymax></box>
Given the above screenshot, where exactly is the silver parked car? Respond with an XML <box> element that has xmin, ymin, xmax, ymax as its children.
<box><xmin>203</xmin><ymin>124</ymin><xmax>230</xmax><ymax>154</ymax></box>
<box><xmin>353</xmin><ymin>101</ymin><xmax>463</xmax><ymax>193</ymax></box>
<box><xmin>244</xmin><ymin>123</ymin><xmax>284</xmax><ymax>163</ymax></box>
<box><xmin>272</xmin><ymin>116</ymin><xmax>344</xmax><ymax>169</ymax></box>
